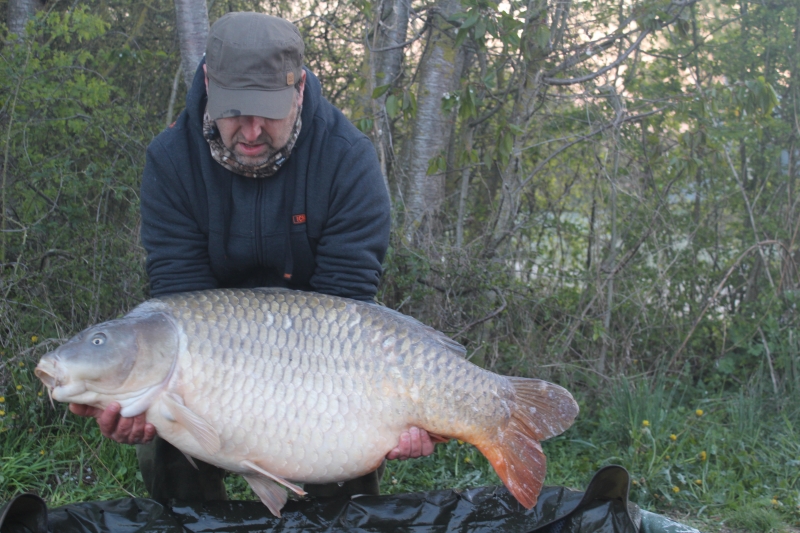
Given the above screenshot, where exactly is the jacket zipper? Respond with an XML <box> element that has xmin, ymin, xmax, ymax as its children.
<box><xmin>255</xmin><ymin>179</ymin><xmax>264</xmax><ymax>270</ymax></box>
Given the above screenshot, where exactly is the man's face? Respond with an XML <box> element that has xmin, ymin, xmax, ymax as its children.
<box><xmin>204</xmin><ymin>66</ymin><xmax>305</xmax><ymax>167</ymax></box>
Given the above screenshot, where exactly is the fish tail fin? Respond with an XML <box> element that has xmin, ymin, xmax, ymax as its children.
<box><xmin>476</xmin><ymin>377</ymin><xmax>579</xmax><ymax>509</ymax></box>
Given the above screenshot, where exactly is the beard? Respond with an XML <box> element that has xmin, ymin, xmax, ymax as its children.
<box><xmin>203</xmin><ymin>102</ymin><xmax>303</xmax><ymax>179</ymax></box>
<box><xmin>229</xmin><ymin>143</ymin><xmax>280</xmax><ymax>167</ymax></box>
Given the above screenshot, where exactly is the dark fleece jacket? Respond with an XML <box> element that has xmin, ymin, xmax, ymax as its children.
<box><xmin>140</xmin><ymin>61</ymin><xmax>390</xmax><ymax>301</ymax></box>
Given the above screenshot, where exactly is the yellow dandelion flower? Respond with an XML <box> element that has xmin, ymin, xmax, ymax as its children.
<box><xmin>642</xmin><ymin>420</ymin><xmax>650</xmax><ymax>427</ymax></box>
<box><xmin>672</xmin><ymin>486</ymin><xmax>680</xmax><ymax>493</ymax></box>
<box><xmin>665</xmin><ymin>455</ymin><xmax>670</xmax><ymax>460</ymax></box>
<box><xmin>699</xmin><ymin>451</ymin><xmax>707</xmax><ymax>461</ymax></box>
<box><xmin>457</xmin><ymin>440</ymin><xmax>464</xmax><ymax>445</ymax></box>
<box><xmin>16</xmin><ymin>385</ymin><xmax>22</xmax><ymax>391</ymax></box>
<box><xmin>28</xmin><ymin>428</ymin><xmax>33</xmax><ymax>433</ymax></box>
<box><xmin>0</xmin><ymin>396</ymin><xmax>5</xmax><ymax>403</ymax></box>
<box><xmin>31</xmin><ymin>336</ymin><xmax>38</xmax><ymax>343</ymax></box>
<box><xmin>18</xmin><ymin>362</ymin><xmax>24</xmax><ymax>367</ymax></box>
<box><xmin>464</xmin><ymin>457</ymin><xmax>471</xmax><ymax>464</ymax></box>
<box><xmin>771</xmin><ymin>498</ymin><xmax>778</xmax><ymax>505</ymax></box>
<box><xmin>694</xmin><ymin>479</ymin><xmax>702</xmax><ymax>485</ymax></box>
<box><xmin>632</xmin><ymin>480</ymin><xmax>638</xmax><ymax>486</ymax></box>
<box><xmin>0</xmin><ymin>410</ymin><xmax>5</xmax><ymax>416</ymax></box>
<box><xmin>39</xmin><ymin>450</ymin><xmax>45</xmax><ymax>455</ymax></box>
<box><xmin>669</xmin><ymin>434</ymin><xmax>677</xmax><ymax>441</ymax></box>
<box><xmin>37</xmin><ymin>391</ymin><xmax>43</xmax><ymax>397</ymax></box>
<box><xmin>695</xmin><ymin>409</ymin><xmax>704</xmax><ymax>417</ymax></box>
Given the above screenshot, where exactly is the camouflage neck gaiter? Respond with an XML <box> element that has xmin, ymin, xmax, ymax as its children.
<box><xmin>203</xmin><ymin>106</ymin><xmax>302</xmax><ymax>179</ymax></box>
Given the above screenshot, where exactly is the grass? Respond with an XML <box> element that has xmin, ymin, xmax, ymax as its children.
<box><xmin>2</xmin><ymin>349</ymin><xmax>800</xmax><ymax>532</ymax></box>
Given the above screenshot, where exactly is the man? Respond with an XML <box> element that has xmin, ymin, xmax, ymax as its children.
<box><xmin>70</xmin><ymin>11</ymin><xmax>433</xmax><ymax>503</ymax></box>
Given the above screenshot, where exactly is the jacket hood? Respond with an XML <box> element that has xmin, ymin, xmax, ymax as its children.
<box><xmin>185</xmin><ymin>58</ymin><xmax>321</xmax><ymax>146</ymax></box>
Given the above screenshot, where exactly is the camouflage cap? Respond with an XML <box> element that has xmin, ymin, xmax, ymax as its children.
<box><xmin>205</xmin><ymin>12</ymin><xmax>304</xmax><ymax>120</ymax></box>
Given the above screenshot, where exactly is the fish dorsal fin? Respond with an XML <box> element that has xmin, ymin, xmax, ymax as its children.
<box><xmin>163</xmin><ymin>393</ymin><xmax>221</xmax><ymax>455</ymax></box>
<box><xmin>243</xmin><ymin>474</ymin><xmax>289</xmax><ymax>518</ymax></box>
<box><xmin>377</xmin><ymin>305</ymin><xmax>467</xmax><ymax>356</ymax></box>
<box><xmin>241</xmin><ymin>459</ymin><xmax>306</xmax><ymax>496</ymax></box>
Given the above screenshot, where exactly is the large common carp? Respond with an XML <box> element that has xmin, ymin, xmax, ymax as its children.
<box><xmin>35</xmin><ymin>288</ymin><xmax>578</xmax><ymax>516</ymax></box>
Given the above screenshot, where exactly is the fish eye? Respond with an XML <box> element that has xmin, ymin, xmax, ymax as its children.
<box><xmin>91</xmin><ymin>333</ymin><xmax>106</xmax><ymax>346</ymax></box>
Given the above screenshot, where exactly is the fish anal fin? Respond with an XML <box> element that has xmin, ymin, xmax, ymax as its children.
<box><xmin>475</xmin><ymin>417</ymin><xmax>547</xmax><ymax>509</ymax></box>
<box><xmin>241</xmin><ymin>459</ymin><xmax>306</xmax><ymax>496</ymax></box>
<box><xmin>243</xmin><ymin>474</ymin><xmax>288</xmax><ymax>518</ymax></box>
<box><xmin>163</xmin><ymin>393</ymin><xmax>221</xmax><ymax>455</ymax></box>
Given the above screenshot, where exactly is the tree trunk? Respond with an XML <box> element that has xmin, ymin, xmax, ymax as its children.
<box><xmin>401</xmin><ymin>0</ymin><xmax>465</xmax><ymax>247</ymax></box>
<box><xmin>174</xmin><ymin>0</ymin><xmax>209</xmax><ymax>89</ymax></box>
<box><xmin>484</xmin><ymin>0</ymin><xmax>563</xmax><ymax>259</ymax></box>
<box><xmin>7</xmin><ymin>0</ymin><xmax>43</xmax><ymax>39</ymax></box>
<box><xmin>365</xmin><ymin>0</ymin><xmax>410</xmax><ymax>193</ymax></box>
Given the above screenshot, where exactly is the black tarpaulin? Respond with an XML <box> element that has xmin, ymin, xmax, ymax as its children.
<box><xmin>0</xmin><ymin>466</ymin><xmax>700</xmax><ymax>533</ymax></box>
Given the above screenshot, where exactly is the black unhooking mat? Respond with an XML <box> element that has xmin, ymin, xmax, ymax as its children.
<box><xmin>0</xmin><ymin>466</ymin><xmax>700</xmax><ymax>533</ymax></box>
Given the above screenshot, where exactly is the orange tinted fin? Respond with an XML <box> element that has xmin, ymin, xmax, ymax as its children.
<box><xmin>477</xmin><ymin>377</ymin><xmax>579</xmax><ymax>508</ymax></box>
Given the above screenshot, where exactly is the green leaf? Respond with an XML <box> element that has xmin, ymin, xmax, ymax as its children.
<box><xmin>356</xmin><ymin>117</ymin><xmax>374</xmax><ymax>133</ymax></box>
<box><xmin>461</xmin><ymin>10</ymin><xmax>480</xmax><ymax>30</ymax></box>
<box><xmin>426</xmin><ymin>155</ymin><xmax>446</xmax><ymax>175</ymax></box>
<box><xmin>386</xmin><ymin>94</ymin><xmax>399</xmax><ymax>119</ymax></box>
<box><xmin>474</xmin><ymin>17</ymin><xmax>487</xmax><ymax>41</ymax></box>
<box><xmin>533</xmin><ymin>25</ymin><xmax>550</xmax><ymax>49</ymax></box>
<box><xmin>372</xmin><ymin>84</ymin><xmax>391</xmax><ymax>99</ymax></box>
<box><xmin>455</xmin><ymin>28</ymin><xmax>469</xmax><ymax>48</ymax></box>
<box><xmin>402</xmin><ymin>90</ymin><xmax>417</xmax><ymax>119</ymax></box>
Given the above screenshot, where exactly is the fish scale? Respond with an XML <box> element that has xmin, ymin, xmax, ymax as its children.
<box><xmin>35</xmin><ymin>287</ymin><xmax>579</xmax><ymax>517</ymax></box>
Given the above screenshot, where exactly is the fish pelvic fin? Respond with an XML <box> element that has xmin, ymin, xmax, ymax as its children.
<box><xmin>477</xmin><ymin>377</ymin><xmax>579</xmax><ymax>509</ymax></box>
<box><xmin>163</xmin><ymin>393</ymin><xmax>221</xmax><ymax>455</ymax></box>
<box><xmin>428</xmin><ymin>433</ymin><xmax>451</xmax><ymax>444</ymax></box>
<box><xmin>182</xmin><ymin>453</ymin><xmax>199</xmax><ymax>470</ymax></box>
<box><xmin>243</xmin><ymin>474</ymin><xmax>288</xmax><ymax>518</ymax></box>
<box><xmin>241</xmin><ymin>459</ymin><xmax>307</xmax><ymax>497</ymax></box>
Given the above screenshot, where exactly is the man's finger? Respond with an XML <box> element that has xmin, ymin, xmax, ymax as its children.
<box><xmin>142</xmin><ymin>422</ymin><xmax>157</xmax><ymax>445</ymax></box>
<box><xmin>128</xmin><ymin>414</ymin><xmax>146</xmax><ymax>443</ymax></box>
<box><xmin>69</xmin><ymin>403</ymin><xmax>102</xmax><ymax>418</ymax></box>
<box><xmin>96</xmin><ymin>403</ymin><xmax>122</xmax><ymax>439</ymax></box>
<box><xmin>409</xmin><ymin>427</ymin><xmax>421</xmax><ymax>457</ymax></box>
<box><xmin>387</xmin><ymin>432</ymin><xmax>410</xmax><ymax>460</ymax></box>
<box><xmin>112</xmin><ymin>414</ymin><xmax>135</xmax><ymax>442</ymax></box>
<box><xmin>420</xmin><ymin>430</ymin><xmax>434</xmax><ymax>456</ymax></box>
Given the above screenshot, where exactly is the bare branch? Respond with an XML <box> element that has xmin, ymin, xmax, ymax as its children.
<box><xmin>544</xmin><ymin>29</ymin><xmax>651</xmax><ymax>86</ymax></box>
<box><xmin>452</xmin><ymin>289</ymin><xmax>507</xmax><ymax>340</ymax></box>
<box><xmin>668</xmin><ymin>241</ymin><xmax>787</xmax><ymax>368</ymax></box>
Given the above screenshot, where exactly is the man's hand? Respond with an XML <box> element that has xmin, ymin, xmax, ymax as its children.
<box><xmin>386</xmin><ymin>426</ymin><xmax>435</xmax><ymax>460</ymax></box>
<box><xmin>69</xmin><ymin>402</ymin><xmax>156</xmax><ymax>445</ymax></box>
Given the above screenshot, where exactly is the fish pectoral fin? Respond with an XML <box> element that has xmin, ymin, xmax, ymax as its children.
<box><xmin>163</xmin><ymin>393</ymin><xmax>221</xmax><ymax>455</ymax></box>
<box><xmin>241</xmin><ymin>460</ymin><xmax>306</xmax><ymax>496</ymax></box>
<box><xmin>243</xmin><ymin>474</ymin><xmax>288</xmax><ymax>518</ymax></box>
<box><xmin>182</xmin><ymin>453</ymin><xmax>199</xmax><ymax>470</ymax></box>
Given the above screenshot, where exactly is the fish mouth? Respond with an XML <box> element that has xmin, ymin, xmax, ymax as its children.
<box><xmin>34</xmin><ymin>361</ymin><xmax>58</xmax><ymax>407</ymax></box>
<box><xmin>34</xmin><ymin>364</ymin><xmax>57</xmax><ymax>390</ymax></box>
